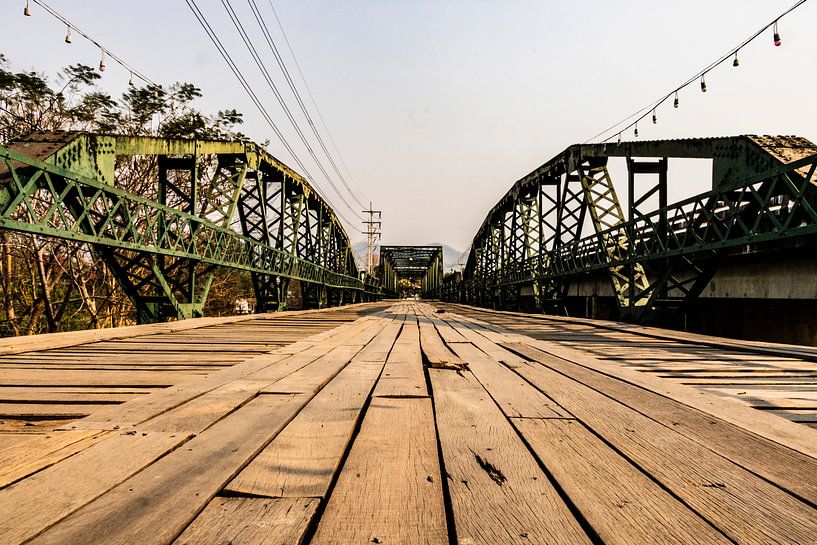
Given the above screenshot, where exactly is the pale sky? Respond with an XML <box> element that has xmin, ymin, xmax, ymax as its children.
<box><xmin>2</xmin><ymin>0</ymin><xmax>815</xmax><ymax>256</ymax></box>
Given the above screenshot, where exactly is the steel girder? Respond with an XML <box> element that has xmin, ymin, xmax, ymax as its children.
<box><xmin>378</xmin><ymin>245</ymin><xmax>443</xmax><ymax>298</ymax></box>
<box><xmin>0</xmin><ymin>131</ymin><xmax>379</xmax><ymax>322</ymax></box>
<box><xmin>452</xmin><ymin>135</ymin><xmax>817</xmax><ymax>322</ymax></box>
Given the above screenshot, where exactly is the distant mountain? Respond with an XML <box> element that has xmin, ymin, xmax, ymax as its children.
<box><xmin>430</xmin><ymin>243</ymin><xmax>467</xmax><ymax>272</ymax></box>
<box><xmin>351</xmin><ymin>241</ymin><xmax>465</xmax><ymax>272</ymax></box>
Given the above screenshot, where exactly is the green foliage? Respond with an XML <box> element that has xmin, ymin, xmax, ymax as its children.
<box><xmin>61</xmin><ymin>63</ymin><xmax>101</xmax><ymax>87</ymax></box>
<box><xmin>0</xmin><ymin>53</ymin><xmax>244</xmax><ymax>143</ymax></box>
<box><xmin>0</xmin><ymin>54</ymin><xmax>250</xmax><ymax>335</ymax></box>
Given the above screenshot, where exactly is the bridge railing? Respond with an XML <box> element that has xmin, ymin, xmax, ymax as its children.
<box><xmin>548</xmin><ymin>153</ymin><xmax>817</xmax><ymax>276</ymax></box>
<box><xmin>0</xmin><ymin>143</ymin><xmax>370</xmax><ymax>321</ymax></box>
<box><xmin>0</xmin><ymin>146</ymin><xmax>364</xmax><ymax>289</ymax></box>
<box><xmin>453</xmin><ymin>151</ymin><xmax>817</xmax><ymax>311</ymax></box>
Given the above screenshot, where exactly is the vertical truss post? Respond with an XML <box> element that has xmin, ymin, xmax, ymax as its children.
<box><xmin>239</xmin><ymin>168</ymin><xmax>287</xmax><ymax>312</ymax></box>
<box><xmin>491</xmin><ymin>224</ymin><xmax>502</xmax><ymax>308</ymax></box>
<box><xmin>577</xmin><ymin>157</ymin><xmax>650</xmax><ymax>314</ymax></box>
<box><xmin>627</xmin><ymin>157</ymin><xmax>668</xmax><ymax>305</ymax></box>
<box><xmin>536</xmin><ymin>176</ymin><xmax>564</xmax><ymax>313</ymax></box>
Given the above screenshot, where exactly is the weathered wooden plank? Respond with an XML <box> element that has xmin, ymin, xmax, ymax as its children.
<box><xmin>309</xmin><ymin>397</ymin><xmax>448</xmax><ymax>545</ymax></box>
<box><xmin>351</xmin><ymin>320</ymin><xmax>402</xmax><ymax>362</ymax></box>
<box><xmin>0</xmin><ymin>430</ymin><xmax>107</xmax><ymax>488</ymax></box>
<box><xmin>512</xmin><ymin>338</ymin><xmax>817</xmax><ymax>460</ymax></box>
<box><xmin>260</xmin><ymin>317</ymin><xmax>391</xmax><ymax>394</ymax></box>
<box><xmin>0</xmin><ymin>302</ymin><xmax>383</xmax><ymax>357</ymax></box>
<box><xmin>439</xmin><ymin>315</ymin><xmax>530</xmax><ymax>368</ymax></box>
<box><xmin>0</xmin><ymin>430</ymin><xmax>188</xmax><ymax>544</ymax></box>
<box><xmin>513</xmin><ymin>418</ymin><xmax>732</xmax><ymax>544</ymax></box>
<box><xmin>443</xmin><ymin>306</ymin><xmax>817</xmax><ymax>461</ymax></box>
<box><xmin>60</xmin><ymin>342</ymin><xmax>272</xmax><ymax>353</ymax></box>
<box><xmin>59</xmin><ymin>352</ymin><xmax>290</xmax><ymax>431</ymax></box>
<box><xmin>429</xmin><ymin>368</ymin><xmax>591</xmax><ymax>545</ymax></box>
<box><xmin>372</xmin><ymin>323</ymin><xmax>427</xmax><ymax>398</ymax></box>
<box><xmin>449</xmin><ymin>342</ymin><xmax>569</xmax><ymax>418</ymax></box>
<box><xmin>226</xmin><ymin>359</ymin><xmax>385</xmax><ymax>498</ymax></box>
<box><xmin>509</xmin><ymin>357</ymin><xmax>817</xmax><ymax>544</ymax></box>
<box><xmin>454</xmin><ymin>303</ymin><xmax>817</xmax><ymax>361</ymax></box>
<box><xmin>141</xmin><ymin>379</ymin><xmax>269</xmax><ymax>434</ymax></box>
<box><xmin>424</xmin><ymin>315</ymin><xmax>467</xmax><ymax>344</ymax></box>
<box><xmin>0</xmin><ymin>369</ymin><xmax>200</xmax><ymax>387</ymax></box>
<box><xmin>261</xmin><ymin>345</ymin><xmax>365</xmax><ymax>395</ymax></box>
<box><xmin>63</xmin><ymin>316</ymin><xmax>379</xmax><ymax>431</ymax></box>
<box><xmin>0</xmin><ymin>403</ymin><xmax>110</xmax><ymax>417</ymax></box>
<box><xmin>27</xmin><ymin>394</ymin><xmax>308</xmax><ymax>545</ymax></box>
<box><xmin>0</xmin><ymin>315</ymin><xmax>258</xmax><ymax>356</ymax></box>
<box><xmin>418</xmin><ymin>321</ymin><xmax>464</xmax><ymax>368</ymax></box>
<box><xmin>506</xmin><ymin>342</ymin><xmax>817</xmax><ymax>505</ymax></box>
<box><xmin>173</xmin><ymin>497</ymin><xmax>319</xmax><ymax>545</ymax></box>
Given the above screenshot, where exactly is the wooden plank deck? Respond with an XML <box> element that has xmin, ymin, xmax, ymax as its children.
<box><xmin>439</xmin><ymin>303</ymin><xmax>817</xmax><ymax>431</ymax></box>
<box><xmin>0</xmin><ymin>304</ymin><xmax>388</xmax><ymax>438</ymax></box>
<box><xmin>1</xmin><ymin>301</ymin><xmax>817</xmax><ymax>544</ymax></box>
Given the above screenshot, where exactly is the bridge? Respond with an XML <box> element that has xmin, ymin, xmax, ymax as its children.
<box><xmin>0</xmin><ymin>131</ymin><xmax>379</xmax><ymax>323</ymax></box>
<box><xmin>378</xmin><ymin>245</ymin><xmax>443</xmax><ymax>299</ymax></box>
<box><xmin>444</xmin><ymin>135</ymin><xmax>817</xmax><ymax>341</ymax></box>
<box><xmin>1</xmin><ymin>131</ymin><xmax>817</xmax><ymax>544</ymax></box>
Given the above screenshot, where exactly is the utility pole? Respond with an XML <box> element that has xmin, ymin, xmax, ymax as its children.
<box><xmin>361</xmin><ymin>202</ymin><xmax>382</xmax><ymax>275</ymax></box>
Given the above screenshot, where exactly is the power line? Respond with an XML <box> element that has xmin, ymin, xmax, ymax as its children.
<box><xmin>220</xmin><ymin>0</ymin><xmax>364</xmax><ymax>223</ymax></box>
<box><xmin>583</xmin><ymin>0</ymin><xmax>809</xmax><ymax>144</ymax></box>
<box><xmin>184</xmin><ymin>0</ymin><xmax>360</xmax><ymax>230</ymax></box>
<box><xmin>248</xmin><ymin>0</ymin><xmax>369</xmax><ymax>209</ymax></box>
<box><xmin>266</xmin><ymin>0</ymin><xmax>371</xmax><ymax>208</ymax></box>
<box><xmin>26</xmin><ymin>0</ymin><xmax>157</xmax><ymax>86</ymax></box>
<box><xmin>220</xmin><ymin>0</ymin><xmax>363</xmax><ymax>222</ymax></box>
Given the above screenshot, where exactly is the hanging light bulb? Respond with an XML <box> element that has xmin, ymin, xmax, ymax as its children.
<box><xmin>732</xmin><ymin>52</ymin><xmax>739</xmax><ymax>67</ymax></box>
<box><xmin>673</xmin><ymin>92</ymin><xmax>679</xmax><ymax>108</ymax></box>
<box><xmin>24</xmin><ymin>0</ymin><xmax>31</xmax><ymax>16</ymax></box>
<box><xmin>634</xmin><ymin>123</ymin><xmax>639</xmax><ymax>138</ymax></box>
<box><xmin>773</xmin><ymin>21</ymin><xmax>782</xmax><ymax>46</ymax></box>
<box><xmin>700</xmin><ymin>74</ymin><xmax>707</xmax><ymax>93</ymax></box>
<box><xmin>98</xmin><ymin>50</ymin><xmax>106</xmax><ymax>72</ymax></box>
<box><xmin>64</xmin><ymin>25</ymin><xmax>72</xmax><ymax>44</ymax></box>
<box><xmin>128</xmin><ymin>71</ymin><xmax>134</xmax><ymax>86</ymax></box>
<box><xmin>652</xmin><ymin>109</ymin><xmax>657</xmax><ymax>124</ymax></box>
<box><xmin>617</xmin><ymin>133</ymin><xmax>622</xmax><ymax>145</ymax></box>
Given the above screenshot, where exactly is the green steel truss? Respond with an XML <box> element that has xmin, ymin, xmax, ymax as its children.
<box><xmin>378</xmin><ymin>245</ymin><xmax>443</xmax><ymax>298</ymax></box>
<box><xmin>0</xmin><ymin>132</ymin><xmax>379</xmax><ymax>322</ymax></box>
<box><xmin>444</xmin><ymin>135</ymin><xmax>817</xmax><ymax>322</ymax></box>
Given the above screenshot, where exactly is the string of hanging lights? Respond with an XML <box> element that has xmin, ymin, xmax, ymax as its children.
<box><xmin>22</xmin><ymin>0</ymin><xmax>158</xmax><ymax>87</ymax></box>
<box><xmin>583</xmin><ymin>0</ymin><xmax>809</xmax><ymax>144</ymax></box>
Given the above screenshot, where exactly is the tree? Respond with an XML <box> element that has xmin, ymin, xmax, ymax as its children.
<box><xmin>0</xmin><ymin>53</ymin><xmax>253</xmax><ymax>335</ymax></box>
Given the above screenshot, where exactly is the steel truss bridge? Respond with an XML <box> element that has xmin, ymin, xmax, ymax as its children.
<box><xmin>442</xmin><ymin>135</ymin><xmax>817</xmax><ymax>323</ymax></box>
<box><xmin>378</xmin><ymin>245</ymin><xmax>443</xmax><ymax>298</ymax></box>
<box><xmin>0</xmin><ymin>131</ymin><xmax>380</xmax><ymax>323</ymax></box>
